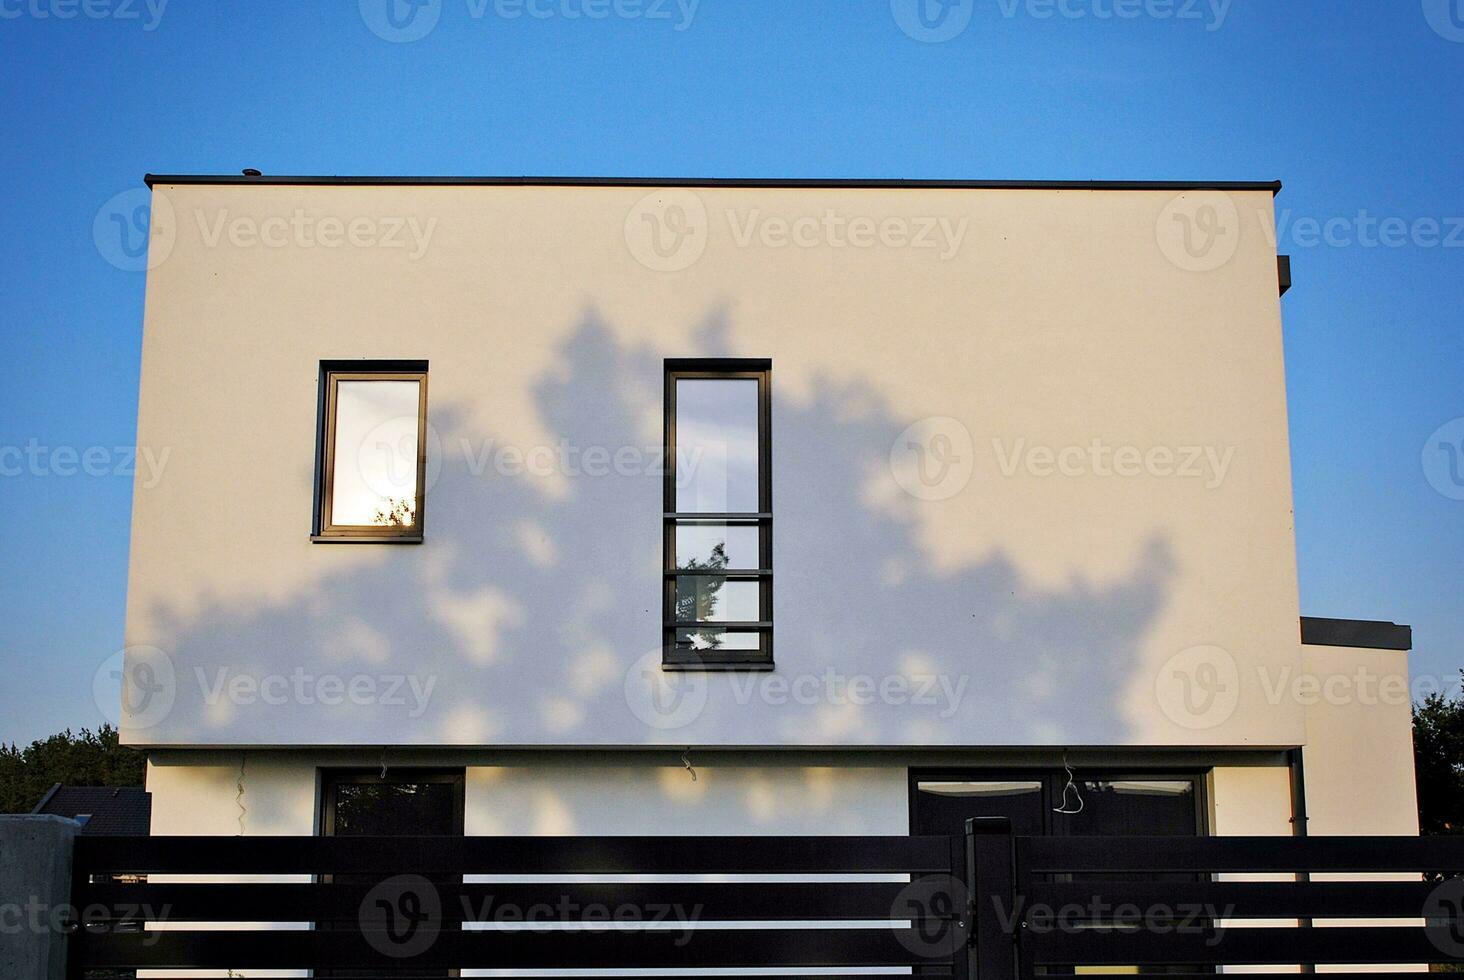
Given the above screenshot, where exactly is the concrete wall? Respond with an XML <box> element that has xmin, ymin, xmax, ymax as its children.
<box><xmin>0</xmin><ymin>815</ymin><xmax>79</xmax><ymax>980</ymax></box>
<box><xmin>122</xmin><ymin>181</ymin><xmax>1303</xmax><ymax>749</ymax></box>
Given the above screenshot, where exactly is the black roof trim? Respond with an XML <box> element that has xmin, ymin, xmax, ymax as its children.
<box><xmin>144</xmin><ymin>174</ymin><xmax>1283</xmax><ymax>194</ymax></box>
<box><xmin>1300</xmin><ymin>616</ymin><xmax>1412</xmax><ymax>651</ymax></box>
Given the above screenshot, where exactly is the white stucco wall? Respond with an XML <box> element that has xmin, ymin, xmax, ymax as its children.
<box><xmin>1298</xmin><ymin>646</ymin><xmax>1423</xmax><ymax>974</ymax></box>
<box><xmin>1299</xmin><ymin>646</ymin><xmax>1419</xmax><ymax>837</ymax></box>
<box><xmin>122</xmin><ymin>181</ymin><xmax>1304</xmax><ymax>749</ymax></box>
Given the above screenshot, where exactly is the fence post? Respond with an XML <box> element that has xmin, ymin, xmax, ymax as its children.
<box><xmin>0</xmin><ymin>815</ymin><xmax>81</xmax><ymax>980</ymax></box>
<box><xmin>967</xmin><ymin>816</ymin><xmax>1018</xmax><ymax>980</ymax></box>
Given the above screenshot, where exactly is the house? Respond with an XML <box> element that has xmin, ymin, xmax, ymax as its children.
<box><xmin>31</xmin><ymin>784</ymin><xmax>151</xmax><ymax>836</ymax></box>
<box><xmin>120</xmin><ymin>175</ymin><xmax>1417</xmax><ymax>853</ymax></box>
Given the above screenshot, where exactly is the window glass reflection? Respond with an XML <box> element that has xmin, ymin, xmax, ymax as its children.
<box><xmin>675</xmin><ymin>628</ymin><xmax>762</xmax><ymax>652</ymax></box>
<box><xmin>675</xmin><ymin>378</ymin><xmax>759</xmax><ymax>513</ymax></box>
<box><xmin>674</xmin><ymin>576</ymin><xmax>761</xmax><ymax>623</ymax></box>
<box><xmin>331</xmin><ymin>380</ymin><xmax>421</xmax><ymax>526</ymax></box>
<box><xmin>675</xmin><ymin>522</ymin><xmax>760</xmax><ymax>570</ymax></box>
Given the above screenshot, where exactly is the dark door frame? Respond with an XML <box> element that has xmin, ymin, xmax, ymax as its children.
<box><xmin>319</xmin><ymin>767</ymin><xmax>466</xmax><ymax>837</ymax></box>
<box><xmin>907</xmin><ymin>766</ymin><xmax>1211</xmax><ymax>836</ymax></box>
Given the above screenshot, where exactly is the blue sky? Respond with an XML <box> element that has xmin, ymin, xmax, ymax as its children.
<box><xmin>0</xmin><ymin>1</ymin><xmax>1460</xmax><ymax>745</ymax></box>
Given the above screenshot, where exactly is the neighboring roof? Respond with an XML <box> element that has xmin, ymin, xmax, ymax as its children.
<box><xmin>143</xmin><ymin>174</ymin><xmax>1284</xmax><ymax>194</ymax></box>
<box><xmin>1300</xmin><ymin>616</ymin><xmax>1413</xmax><ymax>651</ymax></box>
<box><xmin>31</xmin><ymin>785</ymin><xmax>151</xmax><ymax>836</ymax></box>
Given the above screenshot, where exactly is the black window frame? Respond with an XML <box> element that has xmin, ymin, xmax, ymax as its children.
<box><xmin>312</xmin><ymin>359</ymin><xmax>429</xmax><ymax>544</ymax></box>
<box><xmin>662</xmin><ymin>358</ymin><xmax>773</xmax><ymax>670</ymax></box>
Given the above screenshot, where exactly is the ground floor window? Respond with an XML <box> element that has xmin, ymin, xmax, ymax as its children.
<box><xmin>321</xmin><ymin>768</ymin><xmax>464</xmax><ymax>836</ymax></box>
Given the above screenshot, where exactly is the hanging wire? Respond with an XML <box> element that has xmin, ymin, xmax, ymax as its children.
<box><xmin>380</xmin><ymin>746</ymin><xmax>389</xmax><ymax>780</ymax></box>
<box><xmin>1053</xmin><ymin>752</ymin><xmax>1084</xmax><ymax>815</ymax></box>
<box><xmin>681</xmin><ymin>748</ymin><xmax>698</xmax><ymax>782</ymax></box>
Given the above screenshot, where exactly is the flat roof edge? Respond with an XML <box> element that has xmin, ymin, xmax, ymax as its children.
<box><xmin>1300</xmin><ymin>616</ymin><xmax>1413</xmax><ymax>651</ymax></box>
<box><xmin>143</xmin><ymin>174</ymin><xmax>1284</xmax><ymax>194</ymax></box>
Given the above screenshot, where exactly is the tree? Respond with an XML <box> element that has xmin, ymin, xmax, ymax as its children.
<box><xmin>0</xmin><ymin>724</ymin><xmax>145</xmax><ymax>814</ymax></box>
<box><xmin>1414</xmin><ymin>671</ymin><xmax>1464</xmax><ymax>836</ymax></box>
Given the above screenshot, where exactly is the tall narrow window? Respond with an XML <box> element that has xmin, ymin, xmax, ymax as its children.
<box><xmin>664</xmin><ymin>360</ymin><xmax>772</xmax><ymax>668</ymax></box>
<box><xmin>314</xmin><ymin>361</ymin><xmax>428</xmax><ymax>542</ymax></box>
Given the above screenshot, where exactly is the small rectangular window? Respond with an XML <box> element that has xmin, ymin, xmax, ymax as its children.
<box><xmin>664</xmin><ymin>360</ymin><xmax>772</xmax><ymax>668</ymax></box>
<box><xmin>313</xmin><ymin>361</ymin><xmax>428</xmax><ymax>542</ymax></box>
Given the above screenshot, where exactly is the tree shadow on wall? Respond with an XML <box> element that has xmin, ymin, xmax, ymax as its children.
<box><xmin>142</xmin><ymin>312</ymin><xmax>1174</xmax><ymax>747</ymax></box>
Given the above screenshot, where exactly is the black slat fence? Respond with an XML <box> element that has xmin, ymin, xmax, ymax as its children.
<box><xmin>68</xmin><ymin>833</ymin><xmax>970</xmax><ymax>977</ymax></box>
<box><xmin>965</xmin><ymin>817</ymin><xmax>1464</xmax><ymax>980</ymax></box>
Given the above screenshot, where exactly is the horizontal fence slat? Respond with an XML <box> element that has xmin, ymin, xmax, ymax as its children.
<box><xmin>1023</xmin><ymin>924</ymin><xmax>1461</xmax><ymax>966</ymax></box>
<box><xmin>74</xmin><ymin>879</ymin><xmax>956</xmax><ymax>922</ymax></box>
<box><xmin>1024</xmin><ymin>880</ymin><xmax>1440</xmax><ymax>919</ymax></box>
<box><xmin>75</xmin><ymin>975</ymin><xmax>954</xmax><ymax>980</ymax></box>
<box><xmin>1019</xmin><ymin>835</ymin><xmax>1464</xmax><ymax>873</ymax></box>
<box><xmin>71</xmin><ymin>924</ymin><xmax>948</xmax><ymax>970</ymax></box>
<box><xmin>1074</xmin><ymin>974</ymin><xmax>1437</xmax><ymax>980</ymax></box>
<box><xmin>74</xmin><ymin>834</ymin><xmax>951</xmax><ymax>875</ymax></box>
